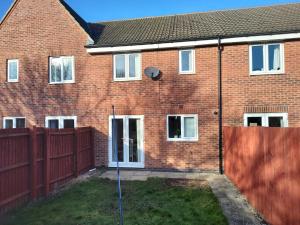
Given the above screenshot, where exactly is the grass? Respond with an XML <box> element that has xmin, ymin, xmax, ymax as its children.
<box><xmin>3</xmin><ymin>178</ymin><xmax>228</xmax><ymax>225</ymax></box>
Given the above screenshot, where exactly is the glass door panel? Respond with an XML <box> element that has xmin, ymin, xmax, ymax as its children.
<box><xmin>129</xmin><ymin>118</ymin><xmax>142</xmax><ymax>163</ymax></box>
<box><xmin>112</xmin><ymin>118</ymin><xmax>124</xmax><ymax>162</ymax></box>
<box><xmin>110</xmin><ymin>116</ymin><xmax>144</xmax><ymax>167</ymax></box>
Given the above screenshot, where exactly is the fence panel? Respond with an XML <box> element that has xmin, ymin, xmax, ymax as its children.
<box><xmin>77</xmin><ymin>128</ymin><xmax>94</xmax><ymax>174</ymax></box>
<box><xmin>36</xmin><ymin>128</ymin><xmax>45</xmax><ymax>197</ymax></box>
<box><xmin>224</xmin><ymin>127</ymin><xmax>300</xmax><ymax>225</ymax></box>
<box><xmin>0</xmin><ymin>129</ymin><xmax>31</xmax><ymax>212</ymax></box>
<box><xmin>49</xmin><ymin>129</ymin><xmax>75</xmax><ymax>191</ymax></box>
<box><xmin>0</xmin><ymin>127</ymin><xmax>94</xmax><ymax>214</ymax></box>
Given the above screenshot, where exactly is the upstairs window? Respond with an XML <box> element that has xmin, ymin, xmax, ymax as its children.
<box><xmin>3</xmin><ymin>117</ymin><xmax>25</xmax><ymax>128</ymax></box>
<box><xmin>113</xmin><ymin>53</ymin><xmax>141</xmax><ymax>81</ymax></box>
<box><xmin>250</xmin><ymin>44</ymin><xmax>284</xmax><ymax>75</ymax></box>
<box><xmin>7</xmin><ymin>59</ymin><xmax>19</xmax><ymax>82</ymax></box>
<box><xmin>49</xmin><ymin>56</ymin><xmax>75</xmax><ymax>84</ymax></box>
<box><xmin>45</xmin><ymin>116</ymin><xmax>77</xmax><ymax>129</ymax></box>
<box><xmin>167</xmin><ymin>115</ymin><xmax>198</xmax><ymax>141</ymax></box>
<box><xmin>179</xmin><ymin>49</ymin><xmax>195</xmax><ymax>74</ymax></box>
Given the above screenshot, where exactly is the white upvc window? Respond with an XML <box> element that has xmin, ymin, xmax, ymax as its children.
<box><xmin>179</xmin><ymin>49</ymin><xmax>195</xmax><ymax>74</ymax></box>
<box><xmin>45</xmin><ymin>116</ymin><xmax>77</xmax><ymax>129</ymax></box>
<box><xmin>49</xmin><ymin>56</ymin><xmax>75</xmax><ymax>84</ymax></box>
<box><xmin>7</xmin><ymin>59</ymin><xmax>19</xmax><ymax>82</ymax></box>
<box><xmin>113</xmin><ymin>53</ymin><xmax>141</xmax><ymax>81</ymax></box>
<box><xmin>167</xmin><ymin>114</ymin><xmax>198</xmax><ymax>141</ymax></box>
<box><xmin>249</xmin><ymin>43</ymin><xmax>284</xmax><ymax>75</ymax></box>
<box><xmin>3</xmin><ymin>117</ymin><xmax>26</xmax><ymax>128</ymax></box>
<box><xmin>244</xmin><ymin>113</ymin><xmax>288</xmax><ymax>127</ymax></box>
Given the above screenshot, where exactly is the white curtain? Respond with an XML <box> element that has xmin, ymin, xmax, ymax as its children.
<box><xmin>129</xmin><ymin>54</ymin><xmax>140</xmax><ymax>78</ymax></box>
<box><xmin>272</xmin><ymin>45</ymin><xmax>281</xmax><ymax>70</ymax></box>
<box><xmin>51</xmin><ymin>58</ymin><xmax>61</xmax><ymax>82</ymax></box>
<box><xmin>62</xmin><ymin>57</ymin><xmax>73</xmax><ymax>80</ymax></box>
<box><xmin>184</xmin><ymin>117</ymin><xmax>195</xmax><ymax>138</ymax></box>
<box><xmin>115</xmin><ymin>55</ymin><xmax>126</xmax><ymax>78</ymax></box>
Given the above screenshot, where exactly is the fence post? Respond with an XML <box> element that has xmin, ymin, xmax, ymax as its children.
<box><xmin>90</xmin><ymin>127</ymin><xmax>95</xmax><ymax>169</ymax></box>
<box><xmin>74</xmin><ymin>129</ymin><xmax>79</xmax><ymax>177</ymax></box>
<box><xmin>30</xmin><ymin>126</ymin><xmax>37</xmax><ymax>200</ymax></box>
<box><xmin>44</xmin><ymin>129</ymin><xmax>51</xmax><ymax>196</ymax></box>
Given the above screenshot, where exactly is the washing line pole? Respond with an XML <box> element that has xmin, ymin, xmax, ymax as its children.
<box><xmin>112</xmin><ymin>105</ymin><xmax>124</xmax><ymax>225</ymax></box>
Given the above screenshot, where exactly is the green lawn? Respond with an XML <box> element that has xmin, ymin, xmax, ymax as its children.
<box><xmin>3</xmin><ymin>178</ymin><xmax>228</xmax><ymax>225</ymax></box>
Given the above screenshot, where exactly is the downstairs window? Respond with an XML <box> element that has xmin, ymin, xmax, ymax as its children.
<box><xmin>244</xmin><ymin>113</ymin><xmax>288</xmax><ymax>127</ymax></box>
<box><xmin>167</xmin><ymin>115</ymin><xmax>198</xmax><ymax>141</ymax></box>
<box><xmin>45</xmin><ymin>116</ymin><xmax>77</xmax><ymax>129</ymax></box>
<box><xmin>3</xmin><ymin>117</ymin><xmax>25</xmax><ymax>128</ymax></box>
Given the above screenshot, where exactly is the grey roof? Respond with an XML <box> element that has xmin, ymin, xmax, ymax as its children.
<box><xmin>86</xmin><ymin>3</ymin><xmax>300</xmax><ymax>47</ymax></box>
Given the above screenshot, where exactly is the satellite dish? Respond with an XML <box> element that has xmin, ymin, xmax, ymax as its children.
<box><xmin>144</xmin><ymin>67</ymin><xmax>161</xmax><ymax>79</ymax></box>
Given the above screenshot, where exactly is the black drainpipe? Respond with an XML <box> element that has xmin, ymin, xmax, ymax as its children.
<box><xmin>218</xmin><ymin>37</ymin><xmax>223</xmax><ymax>174</ymax></box>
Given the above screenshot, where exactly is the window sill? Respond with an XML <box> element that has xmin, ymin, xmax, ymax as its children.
<box><xmin>113</xmin><ymin>78</ymin><xmax>142</xmax><ymax>82</ymax></box>
<box><xmin>179</xmin><ymin>72</ymin><xmax>196</xmax><ymax>75</ymax></box>
<box><xmin>167</xmin><ymin>138</ymin><xmax>198</xmax><ymax>142</ymax></box>
<box><xmin>250</xmin><ymin>71</ymin><xmax>285</xmax><ymax>76</ymax></box>
<box><xmin>7</xmin><ymin>80</ymin><xmax>19</xmax><ymax>83</ymax></box>
<box><xmin>49</xmin><ymin>81</ymin><xmax>75</xmax><ymax>85</ymax></box>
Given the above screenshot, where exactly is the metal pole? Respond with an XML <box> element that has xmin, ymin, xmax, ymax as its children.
<box><xmin>218</xmin><ymin>37</ymin><xmax>224</xmax><ymax>175</ymax></box>
<box><xmin>112</xmin><ymin>105</ymin><xmax>124</xmax><ymax>225</ymax></box>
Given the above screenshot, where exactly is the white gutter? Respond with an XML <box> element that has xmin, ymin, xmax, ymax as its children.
<box><xmin>87</xmin><ymin>32</ymin><xmax>300</xmax><ymax>53</ymax></box>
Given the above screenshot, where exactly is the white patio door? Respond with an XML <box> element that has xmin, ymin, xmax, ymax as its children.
<box><xmin>109</xmin><ymin>115</ymin><xmax>144</xmax><ymax>168</ymax></box>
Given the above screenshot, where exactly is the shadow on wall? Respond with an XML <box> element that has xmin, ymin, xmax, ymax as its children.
<box><xmin>154</xmin><ymin>69</ymin><xmax>219</xmax><ymax>171</ymax></box>
<box><xmin>0</xmin><ymin>55</ymin><xmax>112</xmax><ymax>167</ymax></box>
<box><xmin>0</xmin><ymin>50</ymin><xmax>219</xmax><ymax>170</ymax></box>
<box><xmin>0</xmin><ymin>54</ymin><xmax>114</xmax><ymax>126</ymax></box>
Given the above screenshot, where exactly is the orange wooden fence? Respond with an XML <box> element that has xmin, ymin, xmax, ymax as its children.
<box><xmin>0</xmin><ymin>127</ymin><xmax>95</xmax><ymax>213</ymax></box>
<box><xmin>224</xmin><ymin>127</ymin><xmax>300</xmax><ymax>225</ymax></box>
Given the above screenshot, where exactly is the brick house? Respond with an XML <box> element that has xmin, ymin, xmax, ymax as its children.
<box><xmin>1</xmin><ymin>0</ymin><xmax>300</xmax><ymax>171</ymax></box>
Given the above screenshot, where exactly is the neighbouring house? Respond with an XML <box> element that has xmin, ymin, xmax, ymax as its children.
<box><xmin>0</xmin><ymin>0</ymin><xmax>300</xmax><ymax>171</ymax></box>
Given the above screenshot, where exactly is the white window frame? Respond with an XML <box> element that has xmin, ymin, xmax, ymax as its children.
<box><xmin>179</xmin><ymin>49</ymin><xmax>195</xmax><ymax>74</ymax></box>
<box><xmin>49</xmin><ymin>56</ymin><xmax>75</xmax><ymax>84</ymax></box>
<box><xmin>167</xmin><ymin>114</ymin><xmax>198</xmax><ymax>142</ymax></box>
<box><xmin>113</xmin><ymin>53</ymin><xmax>142</xmax><ymax>81</ymax></box>
<box><xmin>244</xmin><ymin>113</ymin><xmax>288</xmax><ymax>127</ymax></box>
<box><xmin>7</xmin><ymin>59</ymin><xmax>19</xmax><ymax>82</ymax></box>
<box><xmin>249</xmin><ymin>43</ymin><xmax>285</xmax><ymax>75</ymax></box>
<box><xmin>108</xmin><ymin>115</ymin><xmax>145</xmax><ymax>168</ymax></box>
<box><xmin>3</xmin><ymin>117</ymin><xmax>26</xmax><ymax>128</ymax></box>
<box><xmin>45</xmin><ymin>116</ymin><xmax>77</xmax><ymax>129</ymax></box>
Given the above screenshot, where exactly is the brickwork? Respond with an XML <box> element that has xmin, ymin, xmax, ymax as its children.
<box><xmin>0</xmin><ymin>0</ymin><xmax>299</xmax><ymax>170</ymax></box>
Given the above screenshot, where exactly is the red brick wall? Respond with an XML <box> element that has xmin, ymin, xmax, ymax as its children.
<box><xmin>222</xmin><ymin>42</ymin><xmax>300</xmax><ymax>128</ymax></box>
<box><xmin>86</xmin><ymin>47</ymin><xmax>220</xmax><ymax>170</ymax></box>
<box><xmin>0</xmin><ymin>0</ymin><xmax>299</xmax><ymax>171</ymax></box>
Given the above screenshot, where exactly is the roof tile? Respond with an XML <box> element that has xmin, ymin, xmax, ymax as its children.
<box><xmin>87</xmin><ymin>3</ymin><xmax>300</xmax><ymax>47</ymax></box>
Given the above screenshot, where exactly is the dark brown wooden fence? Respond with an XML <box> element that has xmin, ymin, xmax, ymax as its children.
<box><xmin>0</xmin><ymin>127</ymin><xmax>95</xmax><ymax>213</ymax></box>
<box><xmin>224</xmin><ymin>127</ymin><xmax>300</xmax><ymax>225</ymax></box>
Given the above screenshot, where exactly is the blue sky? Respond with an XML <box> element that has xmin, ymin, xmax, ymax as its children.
<box><xmin>1</xmin><ymin>0</ymin><xmax>300</xmax><ymax>22</ymax></box>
